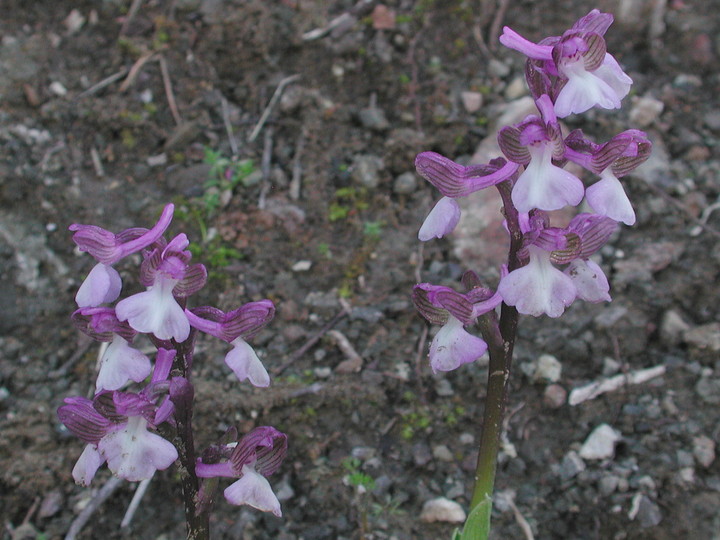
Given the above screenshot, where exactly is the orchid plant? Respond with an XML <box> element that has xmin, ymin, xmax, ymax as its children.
<box><xmin>412</xmin><ymin>10</ymin><xmax>651</xmax><ymax>539</ymax></box>
<box><xmin>58</xmin><ymin>203</ymin><xmax>287</xmax><ymax>539</ymax></box>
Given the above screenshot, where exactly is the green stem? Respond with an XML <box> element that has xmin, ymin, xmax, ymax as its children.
<box><xmin>467</xmin><ymin>177</ymin><xmax>523</xmax><ymax>530</ymax></box>
<box><xmin>470</xmin><ymin>304</ymin><xmax>518</xmax><ymax>511</ymax></box>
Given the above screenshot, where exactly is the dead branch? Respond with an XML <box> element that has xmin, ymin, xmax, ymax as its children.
<box><xmin>248</xmin><ymin>74</ymin><xmax>300</xmax><ymax>142</ymax></box>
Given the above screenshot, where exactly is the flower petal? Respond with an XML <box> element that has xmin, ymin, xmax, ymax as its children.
<box><xmin>225</xmin><ymin>338</ymin><xmax>270</xmax><ymax>387</ymax></box>
<box><xmin>72</xmin><ymin>444</ymin><xmax>105</xmax><ymax>486</ymax></box>
<box><xmin>224</xmin><ymin>466</ymin><xmax>282</xmax><ymax>517</ymax></box>
<box><xmin>564</xmin><ymin>259</ymin><xmax>611</xmax><ymax>302</ymax></box>
<box><xmin>116</xmin><ymin>276</ymin><xmax>190</xmax><ymax>341</ymax></box>
<box><xmin>585</xmin><ymin>171</ymin><xmax>635</xmax><ymax>225</ymax></box>
<box><xmin>96</xmin><ymin>335</ymin><xmax>152</xmax><ymax>392</ymax></box>
<box><xmin>418</xmin><ymin>197</ymin><xmax>461</xmax><ymax>241</ymax></box>
<box><xmin>99</xmin><ymin>417</ymin><xmax>178</xmax><ymax>482</ymax></box>
<box><xmin>75</xmin><ymin>263</ymin><xmax>122</xmax><ymax>308</ymax></box>
<box><xmin>512</xmin><ymin>145</ymin><xmax>584</xmax><ymax>212</ymax></box>
<box><xmin>498</xmin><ymin>247</ymin><xmax>576</xmax><ymax>317</ymax></box>
<box><xmin>429</xmin><ymin>316</ymin><xmax>487</xmax><ymax>373</ymax></box>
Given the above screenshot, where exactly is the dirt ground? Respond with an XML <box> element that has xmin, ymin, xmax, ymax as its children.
<box><xmin>2</xmin><ymin>1</ymin><xmax>720</xmax><ymax>539</ymax></box>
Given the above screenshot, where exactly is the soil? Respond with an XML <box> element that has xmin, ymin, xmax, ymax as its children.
<box><xmin>2</xmin><ymin>1</ymin><xmax>720</xmax><ymax>539</ymax></box>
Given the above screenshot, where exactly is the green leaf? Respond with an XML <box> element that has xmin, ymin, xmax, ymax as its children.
<box><xmin>457</xmin><ymin>495</ymin><xmax>492</xmax><ymax>540</ymax></box>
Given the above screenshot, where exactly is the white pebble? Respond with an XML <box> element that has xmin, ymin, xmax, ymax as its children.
<box><xmin>420</xmin><ymin>497</ymin><xmax>466</xmax><ymax>523</ymax></box>
<box><xmin>579</xmin><ymin>424</ymin><xmax>621</xmax><ymax>460</ymax></box>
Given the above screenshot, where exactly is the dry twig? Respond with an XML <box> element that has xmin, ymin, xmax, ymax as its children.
<box><xmin>158</xmin><ymin>55</ymin><xmax>182</xmax><ymax>126</ymax></box>
<box><xmin>65</xmin><ymin>476</ymin><xmax>123</xmax><ymax>540</ymax></box>
<box><xmin>289</xmin><ymin>130</ymin><xmax>306</xmax><ymax>200</ymax></box>
<box><xmin>274</xmin><ymin>309</ymin><xmax>349</xmax><ymax>375</ymax></box>
<box><xmin>568</xmin><ymin>364</ymin><xmax>666</xmax><ymax>406</ymax></box>
<box><xmin>77</xmin><ymin>69</ymin><xmax>128</xmax><ymax>99</ymax></box>
<box><xmin>248</xmin><ymin>74</ymin><xmax>300</xmax><ymax>142</ymax></box>
<box><xmin>118</xmin><ymin>51</ymin><xmax>157</xmax><ymax>93</ymax></box>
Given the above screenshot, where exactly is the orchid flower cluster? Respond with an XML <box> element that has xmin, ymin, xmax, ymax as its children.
<box><xmin>57</xmin><ymin>203</ymin><xmax>288</xmax><ymax>533</ymax></box>
<box><xmin>413</xmin><ymin>10</ymin><xmax>651</xmax><ymax>374</ymax></box>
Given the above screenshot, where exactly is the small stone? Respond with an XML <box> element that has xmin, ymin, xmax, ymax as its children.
<box><xmin>351</xmin><ymin>446</ymin><xmax>376</xmax><ymax>461</ymax></box>
<box><xmin>419</xmin><ymin>497</ymin><xmax>466</xmax><ymax>523</ymax></box>
<box><xmin>412</xmin><ymin>442</ymin><xmax>432</xmax><ymax>466</ymax></box>
<box><xmin>660</xmin><ymin>309</ymin><xmax>691</xmax><ymax>346</ymax></box>
<box><xmin>629</xmin><ymin>95</ymin><xmax>664</xmax><ymax>127</ymax></box>
<box><xmin>393</xmin><ymin>171</ymin><xmax>418</xmax><ymax>194</ymax></box>
<box><xmin>693</xmin><ymin>435</ymin><xmax>716</xmax><ymax>468</ymax></box>
<box><xmin>358</xmin><ymin>107</ymin><xmax>389</xmax><ymax>131</ymax></box>
<box><xmin>146</xmin><ymin>153</ymin><xmax>167</xmax><ymax>167</ymax></box>
<box><xmin>313</xmin><ymin>367</ymin><xmax>331</xmax><ymax>379</ymax></box>
<box><xmin>628</xmin><ymin>493</ymin><xmax>662</xmax><ymax>527</ymax></box>
<box><xmin>63</xmin><ymin>9</ymin><xmax>86</xmax><ymax>34</ymax></box>
<box><xmin>684</xmin><ymin>322</ymin><xmax>720</xmax><ymax>353</ymax></box>
<box><xmin>460</xmin><ymin>91</ymin><xmax>483</xmax><ymax>113</ymax></box>
<box><xmin>602</xmin><ymin>357</ymin><xmax>621</xmax><ymax>376</ymax></box>
<box><xmin>39</xmin><ymin>490</ymin><xmax>63</xmax><ymax>518</ymax></box>
<box><xmin>696</xmin><ymin>376</ymin><xmax>720</xmax><ymax>404</ymax></box>
<box><xmin>291</xmin><ymin>260</ymin><xmax>312</xmax><ymax>272</ymax></box>
<box><xmin>560</xmin><ymin>450</ymin><xmax>586</xmax><ymax>481</ymax></box>
<box><xmin>459</xmin><ymin>432</ymin><xmax>475</xmax><ymax>445</ymax></box>
<box><xmin>350</xmin><ymin>154</ymin><xmax>384</xmax><ymax>189</ymax></box>
<box><xmin>504</xmin><ymin>77</ymin><xmax>527</xmax><ymax>100</ymax></box>
<box><xmin>49</xmin><ymin>81</ymin><xmax>67</xmax><ymax>96</ymax></box>
<box><xmin>598</xmin><ymin>475</ymin><xmax>620</xmax><ymax>496</ymax></box>
<box><xmin>533</xmin><ymin>354</ymin><xmax>562</xmax><ymax>383</ymax></box>
<box><xmin>432</xmin><ymin>445</ymin><xmax>454</xmax><ymax>462</ymax></box>
<box><xmin>488</xmin><ymin>58</ymin><xmax>510</xmax><ymax>78</ymax></box>
<box><xmin>543</xmin><ymin>384</ymin><xmax>567</xmax><ymax>408</ymax></box>
<box><xmin>435</xmin><ymin>378</ymin><xmax>454</xmax><ymax>397</ymax></box>
<box><xmin>579</xmin><ymin>424</ymin><xmax>621</xmax><ymax>460</ymax></box>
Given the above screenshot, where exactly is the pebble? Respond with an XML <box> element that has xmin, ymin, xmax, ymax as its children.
<box><xmin>629</xmin><ymin>95</ymin><xmax>664</xmax><ymax>127</ymax></box>
<box><xmin>488</xmin><ymin>58</ymin><xmax>511</xmax><ymax>78</ymax></box>
<box><xmin>695</xmin><ymin>375</ymin><xmax>720</xmax><ymax>404</ymax></box>
<box><xmin>504</xmin><ymin>76</ymin><xmax>527</xmax><ymax>100</ymax></box>
<box><xmin>598</xmin><ymin>475</ymin><xmax>620</xmax><ymax>496</ymax></box>
<box><xmin>628</xmin><ymin>493</ymin><xmax>662</xmax><ymax>528</ymax></box>
<box><xmin>684</xmin><ymin>322</ymin><xmax>720</xmax><ymax>353</ymax></box>
<box><xmin>432</xmin><ymin>445</ymin><xmax>454</xmax><ymax>462</ymax></box>
<box><xmin>435</xmin><ymin>379</ymin><xmax>454</xmax><ymax>397</ymax></box>
<box><xmin>358</xmin><ymin>106</ymin><xmax>389</xmax><ymax>131</ymax></box>
<box><xmin>291</xmin><ymin>260</ymin><xmax>312</xmax><ymax>272</ymax></box>
<box><xmin>532</xmin><ymin>354</ymin><xmax>562</xmax><ymax>383</ymax></box>
<box><xmin>393</xmin><ymin>171</ymin><xmax>417</xmax><ymax>194</ymax></box>
<box><xmin>660</xmin><ymin>309</ymin><xmax>691</xmax><ymax>346</ymax></box>
<box><xmin>579</xmin><ymin>424</ymin><xmax>622</xmax><ymax>460</ymax></box>
<box><xmin>560</xmin><ymin>450</ymin><xmax>586</xmax><ymax>481</ymax></box>
<box><xmin>419</xmin><ymin>497</ymin><xmax>466</xmax><ymax>523</ymax></box>
<box><xmin>412</xmin><ymin>441</ymin><xmax>432</xmax><ymax>466</ymax></box>
<box><xmin>460</xmin><ymin>91</ymin><xmax>483</xmax><ymax>113</ymax></box>
<box><xmin>693</xmin><ymin>435</ymin><xmax>716</xmax><ymax>468</ymax></box>
<box><xmin>543</xmin><ymin>384</ymin><xmax>567</xmax><ymax>408</ymax></box>
<box><xmin>350</xmin><ymin>154</ymin><xmax>384</xmax><ymax>189</ymax></box>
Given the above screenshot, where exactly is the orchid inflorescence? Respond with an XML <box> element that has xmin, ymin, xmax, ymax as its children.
<box><xmin>58</xmin><ymin>203</ymin><xmax>288</xmax><ymax>524</ymax></box>
<box><xmin>412</xmin><ymin>10</ymin><xmax>651</xmax><ymax>374</ymax></box>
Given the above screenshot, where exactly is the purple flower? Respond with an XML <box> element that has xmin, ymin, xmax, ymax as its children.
<box><xmin>498</xmin><ymin>213</ymin><xmax>617</xmax><ymax>317</ymax></box>
<box><xmin>500</xmin><ymin>10</ymin><xmax>631</xmax><ymax>117</ymax></box>
<box><xmin>185</xmin><ymin>301</ymin><xmax>275</xmax><ymax>387</ymax></box>
<box><xmin>71</xmin><ymin>307</ymin><xmax>151</xmax><ymax>392</ymax></box>
<box><xmin>412</xmin><ymin>280</ymin><xmax>502</xmax><ymax>373</ymax></box>
<box><xmin>116</xmin><ymin>234</ymin><xmax>207</xmax><ymax>342</ymax></box>
<box><xmin>70</xmin><ymin>204</ymin><xmax>175</xmax><ymax>308</ymax></box>
<box><xmin>564</xmin><ymin>129</ymin><xmax>652</xmax><ymax>225</ymax></box>
<box><xmin>58</xmin><ymin>358</ymin><xmax>178</xmax><ymax>485</ymax></box>
<box><xmin>414</xmin><ymin>152</ymin><xmax>519</xmax><ymax>241</ymax></box>
<box><xmin>418</xmin><ymin>197</ymin><xmax>461</xmax><ymax>241</ymax></box>
<box><xmin>195</xmin><ymin>426</ymin><xmax>288</xmax><ymax>516</ymax></box>
<box><xmin>498</xmin><ymin>95</ymin><xmax>584</xmax><ymax>212</ymax></box>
